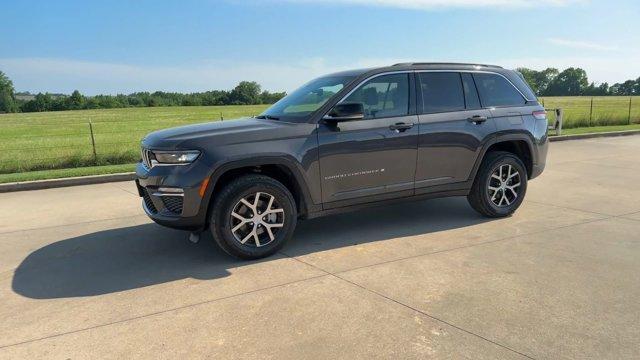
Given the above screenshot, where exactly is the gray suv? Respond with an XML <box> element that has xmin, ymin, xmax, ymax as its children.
<box><xmin>136</xmin><ymin>63</ymin><xmax>548</xmax><ymax>259</ymax></box>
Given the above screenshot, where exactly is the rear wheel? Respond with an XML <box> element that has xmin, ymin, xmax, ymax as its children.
<box><xmin>210</xmin><ymin>174</ymin><xmax>297</xmax><ymax>259</ymax></box>
<box><xmin>467</xmin><ymin>151</ymin><xmax>527</xmax><ymax>218</ymax></box>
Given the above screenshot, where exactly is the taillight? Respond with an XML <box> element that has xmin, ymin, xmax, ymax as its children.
<box><xmin>532</xmin><ymin>110</ymin><xmax>547</xmax><ymax>120</ymax></box>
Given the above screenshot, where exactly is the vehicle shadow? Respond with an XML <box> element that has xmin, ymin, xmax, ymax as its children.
<box><xmin>12</xmin><ymin>197</ymin><xmax>491</xmax><ymax>299</ymax></box>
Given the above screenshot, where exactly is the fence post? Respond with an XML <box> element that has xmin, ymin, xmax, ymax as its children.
<box><xmin>88</xmin><ymin>122</ymin><xmax>97</xmax><ymax>162</ymax></box>
<box><xmin>556</xmin><ymin>108</ymin><xmax>563</xmax><ymax>136</ymax></box>
<box><xmin>220</xmin><ymin>112</ymin><xmax>224</xmax><ymax>121</ymax></box>
<box><xmin>629</xmin><ymin>97</ymin><xmax>632</xmax><ymax>125</ymax></box>
<box><xmin>589</xmin><ymin>97</ymin><xmax>593</xmax><ymax>126</ymax></box>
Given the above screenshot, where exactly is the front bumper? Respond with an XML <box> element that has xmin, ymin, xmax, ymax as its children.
<box><xmin>135</xmin><ymin>161</ymin><xmax>211</xmax><ymax>231</ymax></box>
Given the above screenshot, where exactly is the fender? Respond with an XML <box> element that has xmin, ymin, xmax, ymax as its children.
<box><xmin>468</xmin><ymin>132</ymin><xmax>536</xmax><ymax>182</ymax></box>
<box><xmin>198</xmin><ymin>154</ymin><xmax>318</xmax><ymax>221</ymax></box>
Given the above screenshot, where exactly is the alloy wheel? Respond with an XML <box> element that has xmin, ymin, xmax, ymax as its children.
<box><xmin>487</xmin><ymin>164</ymin><xmax>521</xmax><ymax>207</ymax></box>
<box><xmin>230</xmin><ymin>192</ymin><xmax>285</xmax><ymax>247</ymax></box>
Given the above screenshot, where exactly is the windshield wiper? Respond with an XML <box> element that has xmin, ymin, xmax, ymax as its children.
<box><xmin>255</xmin><ymin>114</ymin><xmax>280</xmax><ymax>120</ymax></box>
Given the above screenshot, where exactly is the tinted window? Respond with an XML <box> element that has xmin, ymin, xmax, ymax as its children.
<box><xmin>473</xmin><ymin>73</ymin><xmax>525</xmax><ymax>107</ymax></box>
<box><xmin>419</xmin><ymin>73</ymin><xmax>465</xmax><ymax>113</ymax></box>
<box><xmin>342</xmin><ymin>74</ymin><xmax>409</xmax><ymax>119</ymax></box>
<box><xmin>461</xmin><ymin>73</ymin><xmax>481</xmax><ymax>110</ymax></box>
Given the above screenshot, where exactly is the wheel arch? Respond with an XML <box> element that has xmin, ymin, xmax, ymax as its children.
<box><xmin>200</xmin><ymin>156</ymin><xmax>315</xmax><ymax>224</ymax></box>
<box><xmin>471</xmin><ymin>134</ymin><xmax>536</xmax><ymax>180</ymax></box>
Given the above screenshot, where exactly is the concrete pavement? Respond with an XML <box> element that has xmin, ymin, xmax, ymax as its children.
<box><xmin>1</xmin><ymin>136</ymin><xmax>639</xmax><ymax>359</ymax></box>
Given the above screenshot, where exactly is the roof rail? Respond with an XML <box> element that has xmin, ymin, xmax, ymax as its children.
<box><xmin>392</xmin><ymin>62</ymin><xmax>503</xmax><ymax>69</ymax></box>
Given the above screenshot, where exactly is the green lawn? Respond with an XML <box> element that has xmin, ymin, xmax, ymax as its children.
<box><xmin>540</xmin><ymin>96</ymin><xmax>640</xmax><ymax>128</ymax></box>
<box><xmin>4</xmin><ymin>122</ymin><xmax>639</xmax><ymax>184</ymax></box>
<box><xmin>1</xmin><ymin>99</ymin><xmax>639</xmax><ymax>183</ymax></box>
<box><xmin>0</xmin><ymin>105</ymin><xmax>268</xmax><ymax>174</ymax></box>
<box><xmin>0</xmin><ymin>163</ymin><xmax>136</xmax><ymax>184</ymax></box>
<box><xmin>560</xmin><ymin>123</ymin><xmax>640</xmax><ymax>135</ymax></box>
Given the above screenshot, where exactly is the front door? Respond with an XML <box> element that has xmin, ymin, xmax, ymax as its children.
<box><xmin>317</xmin><ymin>73</ymin><xmax>419</xmax><ymax>207</ymax></box>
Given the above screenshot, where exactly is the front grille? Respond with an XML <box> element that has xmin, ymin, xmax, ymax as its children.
<box><xmin>161</xmin><ymin>196</ymin><xmax>184</xmax><ymax>215</ymax></box>
<box><xmin>141</xmin><ymin>148</ymin><xmax>153</xmax><ymax>169</ymax></box>
<box><xmin>142</xmin><ymin>189</ymin><xmax>157</xmax><ymax>213</ymax></box>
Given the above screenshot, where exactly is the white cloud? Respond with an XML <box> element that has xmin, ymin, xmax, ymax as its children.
<box><xmin>547</xmin><ymin>38</ymin><xmax>618</xmax><ymax>51</ymax></box>
<box><xmin>266</xmin><ymin>0</ymin><xmax>582</xmax><ymax>10</ymax></box>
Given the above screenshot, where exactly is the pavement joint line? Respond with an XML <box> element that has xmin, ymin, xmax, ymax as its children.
<box><xmin>0</xmin><ymin>228</ymin><xmax>633</xmax><ymax>348</ymax></box>
<box><xmin>549</xmin><ymin>152</ymin><xmax>633</xmax><ymax>166</ymax></box>
<box><xmin>318</xmin><ymin>215</ymin><xmax>612</xmax><ymax>277</ymax></box>
<box><xmin>0</xmin><ymin>273</ymin><xmax>330</xmax><ymax>350</ymax></box>
<box><xmin>0</xmin><ymin>214</ymin><xmax>149</xmax><ymax>236</ymax></box>
<box><xmin>619</xmin><ymin>215</ymin><xmax>640</xmax><ymax>223</ymax></box>
<box><xmin>279</xmin><ymin>253</ymin><xmax>536</xmax><ymax>360</ymax></box>
<box><xmin>110</xmin><ymin>183</ymin><xmax>138</xmax><ymax>196</ymax></box>
<box><xmin>332</xmin><ymin>274</ymin><xmax>536</xmax><ymax>360</ymax></box>
<box><xmin>574</xmin><ymin>160</ymin><xmax>640</xmax><ymax>172</ymax></box>
<box><xmin>544</xmin><ymin>166</ymin><xmax>640</xmax><ymax>181</ymax></box>
<box><xmin>528</xmin><ymin>199</ymin><xmax>640</xmax><ymax>221</ymax></box>
<box><xmin>525</xmin><ymin>199</ymin><xmax>615</xmax><ymax>217</ymax></box>
<box><xmin>279</xmin><ymin>214</ymin><xmax>620</xmax><ymax>359</ymax></box>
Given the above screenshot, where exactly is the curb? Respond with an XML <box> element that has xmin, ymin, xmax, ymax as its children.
<box><xmin>549</xmin><ymin>129</ymin><xmax>640</xmax><ymax>142</ymax></box>
<box><xmin>1</xmin><ymin>129</ymin><xmax>639</xmax><ymax>193</ymax></box>
<box><xmin>0</xmin><ymin>172</ymin><xmax>136</xmax><ymax>193</ymax></box>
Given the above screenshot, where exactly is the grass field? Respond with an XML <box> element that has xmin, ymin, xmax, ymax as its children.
<box><xmin>540</xmin><ymin>96</ymin><xmax>640</xmax><ymax>128</ymax></box>
<box><xmin>0</xmin><ymin>105</ymin><xmax>268</xmax><ymax>174</ymax></box>
<box><xmin>0</xmin><ymin>97</ymin><xmax>639</xmax><ymax>180</ymax></box>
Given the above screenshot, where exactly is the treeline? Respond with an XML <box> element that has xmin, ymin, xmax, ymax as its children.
<box><xmin>2</xmin><ymin>67</ymin><xmax>640</xmax><ymax>114</ymax></box>
<box><xmin>0</xmin><ymin>74</ymin><xmax>285</xmax><ymax>113</ymax></box>
<box><xmin>517</xmin><ymin>67</ymin><xmax>640</xmax><ymax>96</ymax></box>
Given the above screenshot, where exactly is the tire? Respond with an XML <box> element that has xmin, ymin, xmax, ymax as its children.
<box><xmin>209</xmin><ymin>174</ymin><xmax>297</xmax><ymax>260</ymax></box>
<box><xmin>467</xmin><ymin>151</ymin><xmax>528</xmax><ymax>218</ymax></box>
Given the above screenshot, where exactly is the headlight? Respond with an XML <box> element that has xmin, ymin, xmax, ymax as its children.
<box><xmin>152</xmin><ymin>150</ymin><xmax>200</xmax><ymax>164</ymax></box>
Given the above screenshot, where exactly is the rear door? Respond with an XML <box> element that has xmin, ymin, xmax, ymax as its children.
<box><xmin>317</xmin><ymin>73</ymin><xmax>419</xmax><ymax>206</ymax></box>
<box><xmin>415</xmin><ymin>72</ymin><xmax>495</xmax><ymax>192</ymax></box>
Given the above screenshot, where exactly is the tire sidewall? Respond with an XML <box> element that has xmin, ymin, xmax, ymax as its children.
<box><xmin>213</xmin><ymin>178</ymin><xmax>297</xmax><ymax>259</ymax></box>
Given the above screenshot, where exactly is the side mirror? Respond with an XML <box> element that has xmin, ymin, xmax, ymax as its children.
<box><xmin>323</xmin><ymin>102</ymin><xmax>364</xmax><ymax>122</ymax></box>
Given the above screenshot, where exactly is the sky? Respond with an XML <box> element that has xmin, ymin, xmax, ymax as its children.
<box><xmin>0</xmin><ymin>0</ymin><xmax>639</xmax><ymax>95</ymax></box>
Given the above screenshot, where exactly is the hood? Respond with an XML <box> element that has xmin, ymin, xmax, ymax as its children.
<box><xmin>141</xmin><ymin>117</ymin><xmax>294</xmax><ymax>149</ymax></box>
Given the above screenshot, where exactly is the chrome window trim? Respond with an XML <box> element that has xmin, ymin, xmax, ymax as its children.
<box><xmin>333</xmin><ymin>70</ymin><xmax>412</xmax><ymax>107</ymax></box>
<box><xmin>331</xmin><ymin>69</ymin><xmax>533</xmax><ymax>107</ymax></box>
<box><xmin>415</xmin><ymin>69</ymin><xmax>533</xmax><ymax>103</ymax></box>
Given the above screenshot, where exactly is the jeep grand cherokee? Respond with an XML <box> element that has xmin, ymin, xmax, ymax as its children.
<box><xmin>136</xmin><ymin>63</ymin><xmax>548</xmax><ymax>259</ymax></box>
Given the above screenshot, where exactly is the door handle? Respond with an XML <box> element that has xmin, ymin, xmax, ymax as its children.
<box><xmin>467</xmin><ymin>115</ymin><xmax>488</xmax><ymax>124</ymax></box>
<box><xmin>389</xmin><ymin>122</ymin><xmax>414</xmax><ymax>132</ymax></box>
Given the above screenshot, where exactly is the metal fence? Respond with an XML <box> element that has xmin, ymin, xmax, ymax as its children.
<box><xmin>0</xmin><ymin>113</ymin><xmax>230</xmax><ymax>175</ymax></box>
<box><xmin>1</xmin><ymin>99</ymin><xmax>638</xmax><ymax>176</ymax></box>
<box><xmin>540</xmin><ymin>96</ymin><xmax>639</xmax><ymax>128</ymax></box>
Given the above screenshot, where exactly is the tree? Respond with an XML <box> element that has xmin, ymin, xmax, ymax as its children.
<box><xmin>230</xmin><ymin>81</ymin><xmax>261</xmax><ymax>105</ymax></box>
<box><xmin>611</xmin><ymin>79</ymin><xmax>637</xmax><ymax>95</ymax></box>
<box><xmin>544</xmin><ymin>67</ymin><xmax>588</xmax><ymax>96</ymax></box>
<box><xmin>516</xmin><ymin>67</ymin><xmax>559</xmax><ymax>96</ymax></box>
<box><xmin>0</xmin><ymin>71</ymin><xmax>18</xmax><ymax>113</ymax></box>
<box><xmin>260</xmin><ymin>90</ymin><xmax>286</xmax><ymax>104</ymax></box>
<box><xmin>67</xmin><ymin>90</ymin><xmax>85</xmax><ymax>110</ymax></box>
<box><xmin>583</xmin><ymin>82</ymin><xmax>609</xmax><ymax>96</ymax></box>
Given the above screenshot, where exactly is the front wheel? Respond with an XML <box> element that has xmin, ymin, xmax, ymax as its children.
<box><xmin>467</xmin><ymin>151</ymin><xmax>528</xmax><ymax>218</ymax></box>
<box><xmin>210</xmin><ymin>174</ymin><xmax>297</xmax><ymax>259</ymax></box>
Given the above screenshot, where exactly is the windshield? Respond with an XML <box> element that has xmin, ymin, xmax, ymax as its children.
<box><xmin>259</xmin><ymin>75</ymin><xmax>356</xmax><ymax>119</ymax></box>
